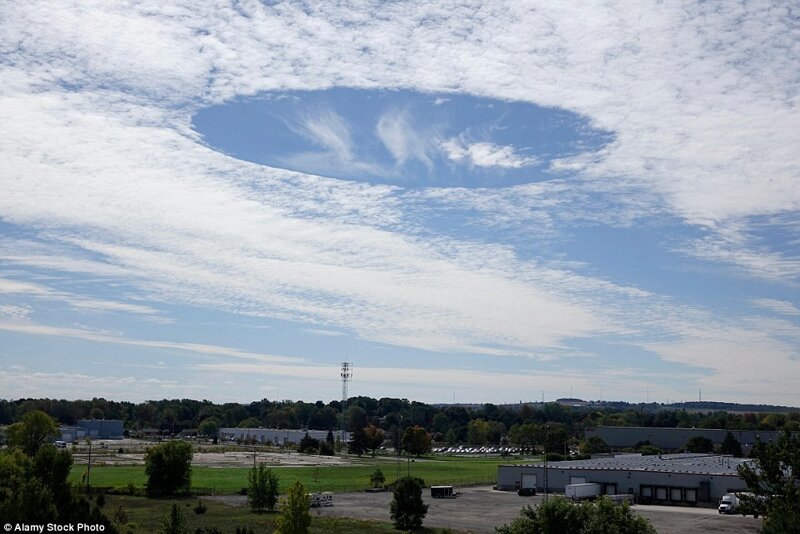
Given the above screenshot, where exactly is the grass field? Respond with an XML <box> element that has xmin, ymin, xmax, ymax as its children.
<box><xmin>102</xmin><ymin>494</ymin><xmax>458</xmax><ymax>533</ymax></box>
<box><xmin>71</xmin><ymin>455</ymin><xmax>533</xmax><ymax>494</ymax></box>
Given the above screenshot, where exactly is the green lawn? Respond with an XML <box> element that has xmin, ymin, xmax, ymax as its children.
<box><xmin>72</xmin><ymin>455</ymin><xmax>533</xmax><ymax>495</ymax></box>
<box><xmin>101</xmin><ymin>494</ymin><xmax>454</xmax><ymax>533</ymax></box>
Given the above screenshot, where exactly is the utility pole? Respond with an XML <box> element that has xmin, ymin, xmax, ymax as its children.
<box><xmin>543</xmin><ymin>425</ymin><xmax>549</xmax><ymax>501</ymax></box>
<box><xmin>86</xmin><ymin>438</ymin><xmax>92</xmax><ymax>491</ymax></box>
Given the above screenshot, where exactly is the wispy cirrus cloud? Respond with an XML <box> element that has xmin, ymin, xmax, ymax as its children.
<box><xmin>375</xmin><ymin>109</ymin><xmax>433</xmax><ymax>168</ymax></box>
<box><xmin>0</xmin><ymin>320</ymin><xmax>303</xmax><ymax>364</ymax></box>
<box><xmin>0</xmin><ymin>275</ymin><xmax>163</xmax><ymax>318</ymax></box>
<box><xmin>752</xmin><ymin>298</ymin><xmax>800</xmax><ymax>317</ymax></box>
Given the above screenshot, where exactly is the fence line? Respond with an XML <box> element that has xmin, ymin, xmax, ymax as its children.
<box><xmin>74</xmin><ymin>475</ymin><xmax>498</xmax><ymax>497</ymax></box>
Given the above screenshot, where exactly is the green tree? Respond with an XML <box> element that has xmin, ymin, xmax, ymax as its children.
<box><xmin>144</xmin><ymin>440</ymin><xmax>193</xmax><ymax>496</ymax></box>
<box><xmin>197</xmin><ymin>418</ymin><xmax>219</xmax><ymax>439</ymax></box>
<box><xmin>364</xmin><ymin>424</ymin><xmax>386</xmax><ymax>457</ymax></box>
<box><xmin>737</xmin><ymin>430</ymin><xmax>800</xmax><ymax>533</ymax></box>
<box><xmin>275</xmin><ymin>480</ymin><xmax>311</xmax><ymax>534</ymax></box>
<box><xmin>401</xmin><ymin>426</ymin><xmax>432</xmax><ymax>457</ymax></box>
<box><xmin>684</xmin><ymin>436</ymin><xmax>714</xmax><ymax>453</ymax></box>
<box><xmin>248</xmin><ymin>464</ymin><xmax>279</xmax><ymax>512</ymax></box>
<box><xmin>160</xmin><ymin>503</ymin><xmax>188</xmax><ymax>534</ymax></box>
<box><xmin>370</xmin><ymin>468</ymin><xmax>386</xmax><ymax>488</ymax></box>
<box><xmin>6</xmin><ymin>410</ymin><xmax>59</xmax><ymax>455</ymax></box>
<box><xmin>496</xmin><ymin>496</ymin><xmax>656</xmax><ymax>534</ymax></box>
<box><xmin>237</xmin><ymin>417</ymin><xmax>261</xmax><ymax>428</ymax></box>
<box><xmin>0</xmin><ymin>446</ymin><xmax>115</xmax><ymax>528</ymax></box>
<box><xmin>348</xmin><ymin>427</ymin><xmax>368</xmax><ymax>456</ymax></box>
<box><xmin>390</xmin><ymin>477</ymin><xmax>428</xmax><ymax>531</ymax></box>
<box><xmin>719</xmin><ymin>431</ymin><xmax>742</xmax><ymax>457</ymax></box>
<box><xmin>542</xmin><ymin>424</ymin><xmax>569</xmax><ymax>455</ymax></box>
<box><xmin>579</xmin><ymin>436</ymin><xmax>610</xmax><ymax>455</ymax></box>
<box><xmin>32</xmin><ymin>444</ymin><xmax>73</xmax><ymax>511</ymax></box>
<box><xmin>467</xmin><ymin>418</ymin><xmax>490</xmax><ymax>446</ymax></box>
<box><xmin>298</xmin><ymin>433</ymin><xmax>320</xmax><ymax>454</ymax></box>
<box><xmin>344</xmin><ymin>405</ymin><xmax>368</xmax><ymax>433</ymax></box>
<box><xmin>509</xmin><ymin>423</ymin><xmax>538</xmax><ymax>448</ymax></box>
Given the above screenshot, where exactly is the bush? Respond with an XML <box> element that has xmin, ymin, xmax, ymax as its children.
<box><xmin>638</xmin><ymin>444</ymin><xmax>662</xmax><ymax>456</ymax></box>
<box><xmin>390</xmin><ymin>477</ymin><xmax>428</xmax><ymax>531</ymax></box>
<box><xmin>317</xmin><ymin>441</ymin><xmax>334</xmax><ymax>456</ymax></box>
<box><xmin>96</xmin><ymin>492</ymin><xmax>106</xmax><ymax>508</ymax></box>
<box><xmin>370</xmin><ymin>468</ymin><xmax>386</xmax><ymax>488</ymax></box>
<box><xmin>275</xmin><ymin>480</ymin><xmax>311</xmax><ymax>534</ymax></box>
<box><xmin>496</xmin><ymin>496</ymin><xmax>656</xmax><ymax>534</ymax></box>
<box><xmin>160</xmin><ymin>503</ymin><xmax>189</xmax><ymax>534</ymax></box>
<box><xmin>193</xmin><ymin>500</ymin><xmax>207</xmax><ymax>515</ymax></box>
<box><xmin>298</xmin><ymin>433</ymin><xmax>320</xmax><ymax>454</ymax></box>
<box><xmin>683</xmin><ymin>436</ymin><xmax>713</xmax><ymax>453</ymax></box>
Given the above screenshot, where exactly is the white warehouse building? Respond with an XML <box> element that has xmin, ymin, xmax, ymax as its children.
<box><xmin>220</xmin><ymin>427</ymin><xmax>350</xmax><ymax>445</ymax></box>
<box><xmin>497</xmin><ymin>453</ymin><xmax>752</xmax><ymax>505</ymax></box>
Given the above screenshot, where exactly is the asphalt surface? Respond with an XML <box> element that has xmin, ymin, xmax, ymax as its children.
<box><xmin>311</xmin><ymin>485</ymin><xmax>763</xmax><ymax>534</ymax></box>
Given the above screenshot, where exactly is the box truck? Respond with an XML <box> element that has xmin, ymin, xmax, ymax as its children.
<box><xmin>718</xmin><ymin>493</ymin><xmax>740</xmax><ymax>514</ymax></box>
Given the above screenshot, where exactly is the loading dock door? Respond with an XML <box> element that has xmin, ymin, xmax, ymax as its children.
<box><xmin>521</xmin><ymin>474</ymin><xmax>537</xmax><ymax>489</ymax></box>
<box><xmin>570</xmin><ymin>476</ymin><xmax>587</xmax><ymax>484</ymax></box>
<box><xmin>699</xmin><ymin>481</ymin><xmax>710</xmax><ymax>502</ymax></box>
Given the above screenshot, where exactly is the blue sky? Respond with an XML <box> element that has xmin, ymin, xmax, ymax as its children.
<box><xmin>1</xmin><ymin>1</ymin><xmax>799</xmax><ymax>405</ymax></box>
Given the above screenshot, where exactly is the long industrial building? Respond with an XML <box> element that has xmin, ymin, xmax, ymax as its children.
<box><xmin>585</xmin><ymin>426</ymin><xmax>787</xmax><ymax>452</ymax></box>
<box><xmin>497</xmin><ymin>453</ymin><xmax>752</xmax><ymax>505</ymax></box>
<box><xmin>220</xmin><ymin>427</ymin><xmax>350</xmax><ymax>445</ymax></box>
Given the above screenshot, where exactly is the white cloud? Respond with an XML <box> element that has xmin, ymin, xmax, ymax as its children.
<box><xmin>0</xmin><ymin>304</ymin><xmax>31</xmax><ymax>319</ymax></box>
<box><xmin>0</xmin><ymin>368</ymin><xmax>204</xmax><ymax>402</ymax></box>
<box><xmin>0</xmin><ymin>275</ymin><xmax>162</xmax><ymax>318</ymax></box>
<box><xmin>292</xmin><ymin>108</ymin><xmax>354</xmax><ymax>162</ymax></box>
<box><xmin>375</xmin><ymin>109</ymin><xmax>432</xmax><ymax>168</ymax></box>
<box><xmin>0</xmin><ymin>321</ymin><xmax>303</xmax><ymax>364</ymax></box>
<box><xmin>752</xmin><ymin>298</ymin><xmax>800</xmax><ymax>316</ymax></box>
<box><xmin>441</xmin><ymin>139</ymin><xmax>538</xmax><ymax>168</ymax></box>
<box><xmin>644</xmin><ymin>320</ymin><xmax>800</xmax><ymax>404</ymax></box>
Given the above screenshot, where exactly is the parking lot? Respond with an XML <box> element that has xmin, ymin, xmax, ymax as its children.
<box><xmin>313</xmin><ymin>485</ymin><xmax>763</xmax><ymax>534</ymax></box>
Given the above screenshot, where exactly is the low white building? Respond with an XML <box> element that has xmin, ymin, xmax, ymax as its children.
<box><xmin>497</xmin><ymin>453</ymin><xmax>752</xmax><ymax>505</ymax></box>
<box><xmin>219</xmin><ymin>427</ymin><xmax>350</xmax><ymax>445</ymax></box>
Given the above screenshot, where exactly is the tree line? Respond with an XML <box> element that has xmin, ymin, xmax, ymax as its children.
<box><xmin>2</xmin><ymin>396</ymin><xmax>799</xmax><ymax>446</ymax></box>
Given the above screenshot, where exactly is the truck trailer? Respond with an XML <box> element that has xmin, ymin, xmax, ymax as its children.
<box><xmin>565</xmin><ymin>483</ymin><xmax>602</xmax><ymax>501</ymax></box>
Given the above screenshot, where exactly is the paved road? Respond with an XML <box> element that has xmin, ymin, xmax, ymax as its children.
<box><xmin>312</xmin><ymin>485</ymin><xmax>763</xmax><ymax>534</ymax></box>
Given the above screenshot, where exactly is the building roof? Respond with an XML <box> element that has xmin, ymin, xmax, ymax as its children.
<box><xmin>504</xmin><ymin>453</ymin><xmax>753</xmax><ymax>476</ymax></box>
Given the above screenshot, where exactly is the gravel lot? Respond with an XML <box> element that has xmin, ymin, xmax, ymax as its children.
<box><xmin>310</xmin><ymin>485</ymin><xmax>763</xmax><ymax>534</ymax></box>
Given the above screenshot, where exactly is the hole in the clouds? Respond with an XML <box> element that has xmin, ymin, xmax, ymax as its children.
<box><xmin>192</xmin><ymin>88</ymin><xmax>612</xmax><ymax>188</ymax></box>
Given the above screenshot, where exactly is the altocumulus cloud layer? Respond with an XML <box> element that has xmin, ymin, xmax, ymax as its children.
<box><xmin>0</xmin><ymin>0</ymin><xmax>799</xmax><ymax>404</ymax></box>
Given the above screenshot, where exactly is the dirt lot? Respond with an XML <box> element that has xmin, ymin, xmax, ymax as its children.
<box><xmin>71</xmin><ymin>439</ymin><xmax>353</xmax><ymax>467</ymax></box>
<box><xmin>309</xmin><ymin>486</ymin><xmax>763</xmax><ymax>534</ymax></box>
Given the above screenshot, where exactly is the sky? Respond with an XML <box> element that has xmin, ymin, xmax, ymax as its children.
<box><xmin>1</xmin><ymin>1</ymin><xmax>799</xmax><ymax>406</ymax></box>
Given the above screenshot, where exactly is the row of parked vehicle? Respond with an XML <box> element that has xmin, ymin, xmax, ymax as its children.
<box><xmin>432</xmin><ymin>446</ymin><xmax>534</xmax><ymax>455</ymax></box>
